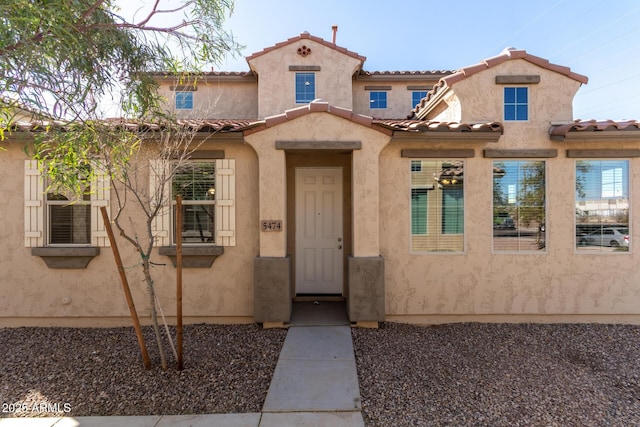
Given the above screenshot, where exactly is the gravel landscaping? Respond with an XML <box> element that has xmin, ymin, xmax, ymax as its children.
<box><xmin>352</xmin><ymin>322</ymin><xmax>640</xmax><ymax>427</ymax></box>
<box><xmin>0</xmin><ymin>324</ymin><xmax>287</xmax><ymax>417</ymax></box>
<box><xmin>2</xmin><ymin>321</ymin><xmax>640</xmax><ymax>426</ymax></box>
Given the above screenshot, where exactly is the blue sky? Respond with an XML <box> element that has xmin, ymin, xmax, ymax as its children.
<box><xmin>119</xmin><ymin>0</ymin><xmax>640</xmax><ymax>120</ymax></box>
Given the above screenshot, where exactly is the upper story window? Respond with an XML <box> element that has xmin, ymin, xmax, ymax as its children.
<box><xmin>411</xmin><ymin>159</ymin><xmax>464</xmax><ymax>253</ymax></box>
<box><xmin>295</xmin><ymin>72</ymin><xmax>315</xmax><ymax>103</ymax></box>
<box><xmin>493</xmin><ymin>160</ymin><xmax>546</xmax><ymax>252</ymax></box>
<box><xmin>576</xmin><ymin>160</ymin><xmax>629</xmax><ymax>252</ymax></box>
<box><xmin>175</xmin><ymin>91</ymin><xmax>194</xmax><ymax>110</ymax></box>
<box><xmin>504</xmin><ymin>87</ymin><xmax>528</xmax><ymax>121</ymax></box>
<box><xmin>369</xmin><ymin>91</ymin><xmax>387</xmax><ymax>109</ymax></box>
<box><xmin>412</xmin><ymin>91</ymin><xmax>427</xmax><ymax>108</ymax></box>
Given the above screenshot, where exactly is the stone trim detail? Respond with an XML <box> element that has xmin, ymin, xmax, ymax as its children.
<box><xmin>364</xmin><ymin>85</ymin><xmax>392</xmax><ymax>91</ymax></box>
<box><xmin>347</xmin><ymin>256</ymin><xmax>385</xmax><ymax>323</ymax></box>
<box><xmin>484</xmin><ymin>149</ymin><xmax>558</xmax><ymax>158</ymax></box>
<box><xmin>159</xmin><ymin>246</ymin><xmax>224</xmax><ymax>268</ymax></box>
<box><xmin>401</xmin><ymin>149</ymin><xmax>475</xmax><ymax>158</ymax></box>
<box><xmin>289</xmin><ymin>65</ymin><xmax>320</xmax><ymax>71</ymax></box>
<box><xmin>276</xmin><ymin>140</ymin><xmax>362</xmax><ymax>151</ymax></box>
<box><xmin>31</xmin><ymin>247</ymin><xmax>100</xmax><ymax>269</ymax></box>
<box><xmin>254</xmin><ymin>256</ymin><xmax>292</xmax><ymax>324</ymax></box>
<box><xmin>495</xmin><ymin>75</ymin><xmax>541</xmax><ymax>84</ymax></box>
<box><xmin>566</xmin><ymin>149</ymin><xmax>640</xmax><ymax>158</ymax></box>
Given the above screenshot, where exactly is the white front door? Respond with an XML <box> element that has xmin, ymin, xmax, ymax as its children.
<box><xmin>295</xmin><ymin>168</ymin><xmax>343</xmax><ymax>294</ymax></box>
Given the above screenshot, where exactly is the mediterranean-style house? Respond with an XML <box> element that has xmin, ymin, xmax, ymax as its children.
<box><xmin>2</xmin><ymin>31</ymin><xmax>640</xmax><ymax>327</ymax></box>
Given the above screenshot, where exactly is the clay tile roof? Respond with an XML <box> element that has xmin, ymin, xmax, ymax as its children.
<box><xmin>410</xmin><ymin>48</ymin><xmax>589</xmax><ymax>119</ymax></box>
<box><xmin>359</xmin><ymin>70</ymin><xmax>454</xmax><ymax>77</ymax></box>
<box><xmin>244</xmin><ymin>99</ymin><xmax>387</xmax><ymax>136</ymax></box>
<box><xmin>7</xmin><ymin>118</ymin><xmax>263</xmax><ymax>134</ymax></box>
<box><xmin>374</xmin><ymin>119</ymin><xmax>503</xmax><ymax>134</ymax></box>
<box><xmin>246</xmin><ymin>32</ymin><xmax>366</xmax><ymax>63</ymax></box>
<box><xmin>549</xmin><ymin>119</ymin><xmax>640</xmax><ymax>141</ymax></box>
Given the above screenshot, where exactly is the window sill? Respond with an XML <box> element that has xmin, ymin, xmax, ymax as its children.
<box><xmin>31</xmin><ymin>247</ymin><xmax>100</xmax><ymax>269</ymax></box>
<box><xmin>159</xmin><ymin>246</ymin><xmax>224</xmax><ymax>268</ymax></box>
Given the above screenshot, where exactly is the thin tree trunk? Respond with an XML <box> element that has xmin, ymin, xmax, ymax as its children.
<box><xmin>143</xmin><ymin>258</ymin><xmax>167</xmax><ymax>370</ymax></box>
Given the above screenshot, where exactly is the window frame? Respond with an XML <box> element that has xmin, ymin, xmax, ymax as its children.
<box><xmin>45</xmin><ymin>188</ymin><xmax>92</xmax><ymax>246</ymax></box>
<box><xmin>295</xmin><ymin>72</ymin><xmax>316</xmax><ymax>104</ymax></box>
<box><xmin>503</xmin><ymin>87</ymin><xmax>528</xmax><ymax>121</ymax></box>
<box><xmin>369</xmin><ymin>91</ymin><xmax>388</xmax><ymax>109</ymax></box>
<box><xmin>171</xmin><ymin>161</ymin><xmax>217</xmax><ymax>246</ymax></box>
<box><xmin>175</xmin><ymin>91</ymin><xmax>194</xmax><ymax>110</ymax></box>
<box><xmin>410</xmin><ymin>159</ymin><xmax>465</xmax><ymax>254</ymax></box>
<box><xmin>411</xmin><ymin>91</ymin><xmax>427</xmax><ymax>109</ymax></box>
<box><xmin>575</xmin><ymin>159</ymin><xmax>630</xmax><ymax>253</ymax></box>
<box><xmin>492</xmin><ymin>159</ymin><xmax>547</xmax><ymax>253</ymax></box>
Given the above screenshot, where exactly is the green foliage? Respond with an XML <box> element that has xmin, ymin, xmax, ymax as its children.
<box><xmin>0</xmin><ymin>0</ymin><xmax>241</xmax><ymax>127</ymax></box>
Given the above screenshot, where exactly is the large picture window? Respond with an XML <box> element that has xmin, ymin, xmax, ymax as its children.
<box><xmin>410</xmin><ymin>160</ymin><xmax>464</xmax><ymax>252</ymax></box>
<box><xmin>576</xmin><ymin>160</ymin><xmax>629</xmax><ymax>252</ymax></box>
<box><xmin>493</xmin><ymin>160</ymin><xmax>546</xmax><ymax>251</ymax></box>
<box><xmin>172</xmin><ymin>162</ymin><xmax>216</xmax><ymax>244</ymax></box>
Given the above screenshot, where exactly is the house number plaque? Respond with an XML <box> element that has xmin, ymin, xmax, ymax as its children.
<box><xmin>261</xmin><ymin>220</ymin><xmax>283</xmax><ymax>231</ymax></box>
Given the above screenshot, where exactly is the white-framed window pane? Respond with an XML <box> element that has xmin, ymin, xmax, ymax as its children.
<box><xmin>172</xmin><ymin>162</ymin><xmax>216</xmax><ymax>244</ymax></box>
<box><xmin>411</xmin><ymin>160</ymin><xmax>464</xmax><ymax>252</ymax></box>
<box><xmin>175</xmin><ymin>92</ymin><xmax>193</xmax><ymax>109</ymax></box>
<box><xmin>493</xmin><ymin>160</ymin><xmax>546</xmax><ymax>252</ymax></box>
<box><xmin>295</xmin><ymin>72</ymin><xmax>315</xmax><ymax>103</ymax></box>
<box><xmin>369</xmin><ymin>91</ymin><xmax>387</xmax><ymax>109</ymax></box>
<box><xmin>48</xmin><ymin>202</ymin><xmax>91</xmax><ymax>244</ymax></box>
<box><xmin>576</xmin><ymin>160</ymin><xmax>629</xmax><ymax>252</ymax></box>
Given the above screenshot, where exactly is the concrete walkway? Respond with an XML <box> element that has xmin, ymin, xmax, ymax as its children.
<box><xmin>1</xmin><ymin>302</ymin><xmax>365</xmax><ymax>426</ymax></box>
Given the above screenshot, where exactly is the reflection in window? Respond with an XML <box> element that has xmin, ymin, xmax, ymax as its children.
<box><xmin>172</xmin><ymin>162</ymin><xmax>216</xmax><ymax>244</ymax></box>
<box><xmin>410</xmin><ymin>160</ymin><xmax>464</xmax><ymax>252</ymax></box>
<box><xmin>493</xmin><ymin>161</ymin><xmax>545</xmax><ymax>251</ymax></box>
<box><xmin>576</xmin><ymin>160</ymin><xmax>629</xmax><ymax>252</ymax></box>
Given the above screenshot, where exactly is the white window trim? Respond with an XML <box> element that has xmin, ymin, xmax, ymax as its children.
<box><xmin>150</xmin><ymin>158</ymin><xmax>236</xmax><ymax>247</ymax></box>
<box><xmin>24</xmin><ymin>160</ymin><xmax>111</xmax><ymax>248</ymax></box>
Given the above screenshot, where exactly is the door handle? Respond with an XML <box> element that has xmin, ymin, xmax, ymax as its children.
<box><xmin>338</xmin><ymin>245</ymin><xmax>342</xmax><ymax>250</ymax></box>
<box><xmin>337</xmin><ymin>237</ymin><xmax>342</xmax><ymax>242</ymax></box>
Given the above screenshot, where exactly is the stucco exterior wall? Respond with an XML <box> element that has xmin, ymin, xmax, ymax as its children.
<box><xmin>352</xmin><ymin>80</ymin><xmax>439</xmax><ymax>119</ymax></box>
<box><xmin>381</xmin><ymin>135</ymin><xmax>640</xmax><ymax>324</ymax></box>
<box><xmin>157</xmin><ymin>78</ymin><xmax>258</xmax><ymax>119</ymax></box>
<box><xmin>0</xmin><ymin>138</ymin><xmax>259</xmax><ymax>326</ymax></box>
<box><xmin>248</xmin><ymin>39</ymin><xmax>362</xmax><ymax>118</ymax></box>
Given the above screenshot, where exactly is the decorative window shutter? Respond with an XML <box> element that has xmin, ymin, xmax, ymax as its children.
<box><xmin>24</xmin><ymin>160</ymin><xmax>44</xmax><ymax>247</ymax></box>
<box><xmin>215</xmin><ymin>159</ymin><xmax>236</xmax><ymax>246</ymax></box>
<box><xmin>149</xmin><ymin>159</ymin><xmax>171</xmax><ymax>247</ymax></box>
<box><xmin>90</xmin><ymin>161</ymin><xmax>111</xmax><ymax>247</ymax></box>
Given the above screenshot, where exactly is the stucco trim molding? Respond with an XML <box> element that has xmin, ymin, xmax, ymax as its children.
<box><xmin>276</xmin><ymin>140</ymin><xmax>362</xmax><ymax>151</ymax></box>
<box><xmin>484</xmin><ymin>149</ymin><xmax>558</xmax><ymax>158</ymax></box>
<box><xmin>566</xmin><ymin>149</ymin><xmax>640</xmax><ymax>158</ymax></box>
<box><xmin>401</xmin><ymin>149</ymin><xmax>475</xmax><ymax>158</ymax></box>
<box><xmin>495</xmin><ymin>75</ymin><xmax>541</xmax><ymax>84</ymax></box>
<box><xmin>158</xmin><ymin>246</ymin><xmax>224</xmax><ymax>268</ymax></box>
<box><xmin>31</xmin><ymin>247</ymin><xmax>100</xmax><ymax>269</ymax></box>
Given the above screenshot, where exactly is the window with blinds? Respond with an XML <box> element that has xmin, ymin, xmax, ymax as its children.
<box><xmin>410</xmin><ymin>159</ymin><xmax>464</xmax><ymax>252</ymax></box>
<box><xmin>493</xmin><ymin>160</ymin><xmax>546</xmax><ymax>252</ymax></box>
<box><xmin>46</xmin><ymin>189</ymin><xmax>91</xmax><ymax>245</ymax></box>
<box><xmin>172</xmin><ymin>162</ymin><xmax>216</xmax><ymax>244</ymax></box>
<box><xmin>575</xmin><ymin>160</ymin><xmax>629</xmax><ymax>252</ymax></box>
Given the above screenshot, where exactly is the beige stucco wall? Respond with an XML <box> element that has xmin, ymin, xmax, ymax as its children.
<box><xmin>352</xmin><ymin>80</ymin><xmax>438</xmax><ymax>119</ymax></box>
<box><xmin>381</xmin><ymin>135</ymin><xmax>640</xmax><ymax>324</ymax></box>
<box><xmin>248</xmin><ymin>39</ymin><xmax>362</xmax><ymax>118</ymax></box>
<box><xmin>157</xmin><ymin>77</ymin><xmax>258</xmax><ymax>119</ymax></box>
<box><xmin>0</xmin><ymin>137</ymin><xmax>259</xmax><ymax>327</ymax></box>
<box><xmin>245</xmin><ymin>113</ymin><xmax>391</xmax><ymax>258</ymax></box>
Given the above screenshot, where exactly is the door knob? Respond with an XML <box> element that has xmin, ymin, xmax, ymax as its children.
<box><xmin>338</xmin><ymin>245</ymin><xmax>342</xmax><ymax>250</ymax></box>
<box><xmin>337</xmin><ymin>237</ymin><xmax>342</xmax><ymax>242</ymax></box>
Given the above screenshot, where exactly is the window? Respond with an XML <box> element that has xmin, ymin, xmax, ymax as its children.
<box><xmin>295</xmin><ymin>72</ymin><xmax>315</xmax><ymax>103</ymax></box>
<box><xmin>369</xmin><ymin>91</ymin><xmax>387</xmax><ymax>109</ymax></box>
<box><xmin>493</xmin><ymin>160</ymin><xmax>545</xmax><ymax>251</ymax></box>
<box><xmin>412</xmin><ymin>91</ymin><xmax>427</xmax><ymax>108</ymax></box>
<box><xmin>576</xmin><ymin>160</ymin><xmax>629</xmax><ymax>252</ymax></box>
<box><xmin>150</xmin><ymin>158</ymin><xmax>236</xmax><ymax>247</ymax></box>
<box><xmin>175</xmin><ymin>92</ymin><xmax>193</xmax><ymax>110</ymax></box>
<box><xmin>46</xmin><ymin>188</ymin><xmax>91</xmax><ymax>245</ymax></box>
<box><xmin>24</xmin><ymin>160</ymin><xmax>110</xmax><ymax>248</ymax></box>
<box><xmin>504</xmin><ymin>87</ymin><xmax>528</xmax><ymax>121</ymax></box>
<box><xmin>172</xmin><ymin>162</ymin><xmax>216</xmax><ymax>244</ymax></box>
<box><xmin>410</xmin><ymin>160</ymin><xmax>464</xmax><ymax>252</ymax></box>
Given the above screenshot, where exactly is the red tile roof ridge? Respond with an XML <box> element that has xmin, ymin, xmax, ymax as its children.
<box><xmin>360</xmin><ymin>70</ymin><xmax>455</xmax><ymax>76</ymax></box>
<box><xmin>246</xmin><ymin>32</ymin><xmax>366</xmax><ymax>63</ymax></box>
<box><xmin>549</xmin><ymin>119</ymin><xmax>640</xmax><ymax>138</ymax></box>
<box><xmin>409</xmin><ymin>48</ymin><xmax>589</xmax><ymax>119</ymax></box>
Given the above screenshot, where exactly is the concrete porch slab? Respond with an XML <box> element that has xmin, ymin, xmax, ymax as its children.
<box><xmin>260</xmin><ymin>411</ymin><xmax>364</xmax><ymax>427</ymax></box>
